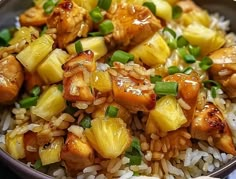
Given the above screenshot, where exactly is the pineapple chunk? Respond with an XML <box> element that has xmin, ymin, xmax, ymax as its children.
<box><xmin>90</xmin><ymin>71</ymin><xmax>112</xmax><ymax>93</ymax></box>
<box><xmin>129</xmin><ymin>32</ymin><xmax>170</xmax><ymax>67</ymax></box>
<box><xmin>66</xmin><ymin>37</ymin><xmax>107</xmax><ymax>61</ymax></box>
<box><xmin>39</xmin><ymin>137</ymin><xmax>64</xmax><ymax>166</ymax></box>
<box><xmin>85</xmin><ymin>118</ymin><xmax>131</xmax><ymax>159</ymax></box>
<box><xmin>72</xmin><ymin>0</ymin><xmax>97</xmax><ymax>11</ymax></box>
<box><xmin>16</xmin><ymin>34</ymin><xmax>54</xmax><ymax>72</ymax></box>
<box><xmin>61</xmin><ymin>133</ymin><xmax>94</xmax><ymax>175</ymax></box>
<box><xmin>32</xmin><ymin>85</ymin><xmax>66</xmax><ymax>120</ymax></box>
<box><xmin>148</xmin><ymin>95</ymin><xmax>187</xmax><ymax>132</ymax></box>
<box><xmin>150</xmin><ymin>0</ymin><xmax>172</xmax><ymax>21</ymax></box>
<box><xmin>37</xmin><ymin>49</ymin><xmax>69</xmax><ymax>84</ymax></box>
<box><xmin>9</xmin><ymin>26</ymin><xmax>38</xmax><ymax>45</ymax></box>
<box><xmin>183</xmin><ymin>23</ymin><xmax>225</xmax><ymax>55</ymax></box>
<box><xmin>180</xmin><ymin>10</ymin><xmax>211</xmax><ymax>27</ymax></box>
<box><xmin>5</xmin><ymin>133</ymin><xmax>25</xmax><ymax>160</ymax></box>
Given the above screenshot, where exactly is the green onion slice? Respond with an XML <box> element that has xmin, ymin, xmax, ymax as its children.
<box><xmin>125</xmin><ymin>137</ymin><xmax>142</xmax><ymax>165</ymax></box>
<box><xmin>97</xmin><ymin>0</ymin><xmax>112</xmax><ymax>10</ymax></box>
<box><xmin>64</xmin><ymin>101</ymin><xmax>77</xmax><ymax>116</ymax></box>
<box><xmin>182</xmin><ymin>67</ymin><xmax>193</xmax><ymax>75</ymax></box>
<box><xmin>88</xmin><ymin>32</ymin><xmax>103</xmax><ymax>37</ymax></box>
<box><xmin>177</xmin><ymin>47</ymin><xmax>188</xmax><ymax>58</ymax></box>
<box><xmin>75</xmin><ymin>40</ymin><xmax>83</xmax><ymax>54</ymax></box>
<box><xmin>33</xmin><ymin>159</ymin><xmax>42</xmax><ymax>170</ymax></box>
<box><xmin>110</xmin><ymin>50</ymin><xmax>134</xmax><ymax>65</ymax></box>
<box><xmin>211</xmin><ymin>86</ymin><xmax>218</xmax><ymax>98</ymax></box>
<box><xmin>79</xmin><ymin>116</ymin><xmax>92</xmax><ymax>128</ymax></box>
<box><xmin>163</xmin><ymin>27</ymin><xmax>176</xmax><ymax>38</ymax></box>
<box><xmin>99</xmin><ymin>20</ymin><xmax>114</xmax><ymax>35</ymax></box>
<box><xmin>203</xmin><ymin>80</ymin><xmax>221</xmax><ymax>89</ymax></box>
<box><xmin>154</xmin><ymin>82</ymin><xmax>178</xmax><ymax>96</ymax></box>
<box><xmin>89</xmin><ymin>7</ymin><xmax>104</xmax><ymax>23</ymax></box>
<box><xmin>0</xmin><ymin>28</ymin><xmax>11</xmax><ymax>46</ymax></box>
<box><xmin>105</xmin><ymin>105</ymin><xmax>119</xmax><ymax>117</ymax></box>
<box><xmin>30</xmin><ymin>86</ymin><xmax>41</xmax><ymax>97</ymax></box>
<box><xmin>177</xmin><ymin>36</ymin><xmax>188</xmax><ymax>48</ymax></box>
<box><xmin>188</xmin><ymin>45</ymin><xmax>201</xmax><ymax>57</ymax></box>
<box><xmin>167</xmin><ymin>39</ymin><xmax>177</xmax><ymax>49</ymax></box>
<box><xmin>143</xmin><ymin>2</ymin><xmax>156</xmax><ymax>14</ymax></box>
<box><xmin>150</xmin><ymin>75</ymin><xmax>162</xmax><ymax>84</ymax></box>
<box><xmin>40</xmin><ymin>26</ymin><xmax>48</xmax><ymax>36</ymax></box>
<box><xmin>172</xmin><ymin>5</ymin><xmax>183</xmax><ymax>19</ymax></box>
<box><xmin>199</xmin><ymin>56</ymin><xmax>213</xmax><ymax>71</ymax></box>
<box><xmin>19</xmin><ymin>96</ymin><xmax>38</xmax><ymax>109</ymax></box>
<box><xmin>57</xmin><ymin>84</ymin><xmax>63</xmax><ymax>92</ymax></box>
<box><xmin>168</xmin><ymin>66</ymin><xmax>181</xmax><ymax>75</ymax></box>
<box><xmin>43</xmin><ymin>0</ymin><xmax>56</xmax><ymax>14</ymax></box>
<box><xmin>183</xmin><ymin>54</ymin><xmax>196</xmax><ymax>64</ymax></box>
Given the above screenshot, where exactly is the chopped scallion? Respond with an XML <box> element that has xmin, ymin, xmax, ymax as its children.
<box><xmin>75</xmin><ymin>40</ymin><xmax>83</xmax><ymax>54</ymax></box>
<box><xmin>143</xmin><ymin>2</ymin><xmax>156</xmax><ymax>14</ymax></box>
<box><xmin>64</xmin><ymin>101</ymin><xmax>77</xmax><ymax>116</ymax></box>
<box><xmin>79</xmin><ymin>116</ymin><xmax>92</xmax><ymax>128</ymax></box>
<box><xmin>167</xmin><ymin>39</ymin><xmax>177</xmax><ymax>49</ymax></box>
<box><xmin>99</xmin><ymin>20</ymin><xmax>114</xmax><ymax>35</ymax></box>
<box><xmin>163</xmin><ymin>27</ymin><xmax>176</xmax><ymax>38</ymax></box>
<box><xmin>125</xmin><ymin>137</ymin><xmax>142</xmax><ymax>165</ymax></box>
<box><xmin>43</xmin><ymin>0</ymin><xmax>56</xmax><ymax>14</ymax></box>
<box><xmin>183</xmin><ymin>54</ymin><xmax>196</xmax><ymax>64</ymax></box>
<box><xmin>211</xmin><ymin>86</ymin><xmax>218</xmax><ymax>98</ymax></box>
<box><xmin>188</xmin><ymin>45</ymin><xmax>200</xmax><ymax>57</ymax></box>
<box><xmin>97</xmin><ymin>0</ymin><xmax>112</xmax><ymax>10</ymax></box>
<box><xmin>33</xmin><ymin>159</ymin><xmax>42</xmax><ymax>170</ymax></box>
<box><xmin>110</xmin><ymin>50</ymin><xmax>134</xmax><ymax>65</ymax></box>
<box><xmin>19</xmin><ymin>96</ymin><xmax>38</xmax><ymax>109</ymax></box>
<box><xmin>199</xmin><ymin>56</ymin><xmax>213</xmax><ymax>71</ymax></box>
<box><xmin>88</xmin><ymin>32</ymin><xmax>103</xmax><ymax>37</ymax></box>
<box><xmin>168</xmin><ymin>66</ymin><xmax>181</xmax><ymax>75</ymax></box>
<box><xmin>177</xmin><ymin>36</ymin><xmax>188</xmax><ymax>48</ymax></box>
<box><xmin>203</xmin><ymin>80</ymin><xmax>221</xmax><ymax>98</ymax></box>
<box><xmin>57</xmin><ymin>84</ymin><xmax>63</xmax><ymax>92</ymax></box>
<box><xmin>30</xmin><ymin>86</ymin><xmax>41</xmax><ymax>97</ymax></box>
<box><xmin>182</xmin><ymin>67</ymin><xmax>193</xmax><ymax>75</ymax></box>
<box><xmin>40</xmin><ymin>26</ymin><xmax>48</xmax><ymax>36</ymax></box>
<box><xmin>177</xmin><ymin>47</ymin><xmax>188</xmax><ymax>58</ymax></box>
<box><xmin>150</xmin><ymin>75</ymin><xmax>162</xmax><ymax>84</ymax></box>
<box><xmin>154</xmin><ymin>82</ymin><xmax>178</xmax><ymax>96</ymax></box>
<box><xmin>89</xmin><ymin>7</ymin><xmax>104</xmax><ymax>23</ymax></box>
<box><xmin>105</xmin><ymin>105</ymin><xmax>119</xmax><ymax>117</ymax></box>
<box><xmin>0</xmin><ymin>28</ymin><xmax>11</xmax><ymax>46</ymax></box>
<box><xmin>172</xmin><ymin>5</ymin><xmax>183</xmax><ymax>19</ymax></box>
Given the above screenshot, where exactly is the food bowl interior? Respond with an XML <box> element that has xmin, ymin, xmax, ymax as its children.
<box><xmin>0</xmin><ymin>0</ymin><xmax>236</xmax><ymax>178</ymax></box>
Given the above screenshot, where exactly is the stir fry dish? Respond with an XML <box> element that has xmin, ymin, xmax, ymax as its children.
<box><xmin>0</xmin><ymin>0</ymin><xmax>236</xmax><ymax>178</ymax></box>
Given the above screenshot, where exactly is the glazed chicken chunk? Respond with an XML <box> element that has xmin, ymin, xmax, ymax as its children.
<box><xmin>191</xmin><ymin>103</ymin><xmax>236</xmax><ymax>155</ymax></box>
<box><xmin>47</xmin><ymin>0</ymin><xmax>92</xmax><ymax>48</ymax></box>
<box><xmin>105</xmin><ymin>3</ymin><xmax>162</xmax><ymax>49</ymax></box>
<box><xmin>209</xmin><ymin>46</ymin><xmax>236</xmax><ymax>98</ymax></box>
<box><xmin>61</xmin><ymin>133</ymin><xmax>94</xmax><ymax>176</ymax></box>
<box><xmin>0</xmin><ymin>55</ymin><xmax>24</xmax><ymax>104</ymax></box>
<box><xmin>20</xmin><ymin>6</ymin><xmax>48</xmax><ymax>26</ymax></box>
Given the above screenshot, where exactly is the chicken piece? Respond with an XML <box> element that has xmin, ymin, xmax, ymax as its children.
<box><xmin>0</xmin><ymin>55</ymin><xmax>24</xmax><ymax>104</ymax></box>
<box><xmin>62</xmin><ymin>50</ymin><xmax>95</xmax><ymax>102</ymax></box>
<box><xmin>47</xmin><ymin>0</ymin><xmax>92</xmax><ymax>48</ymax></box>
<box><xmin>176</xmin><ymin>0</ymin><xmax>200</xmax><ymax>13</ymax></box>
<box><xmin>209</xmin><ymin>46</ymin><xmax>236</xmax><ymax>99</ymax></box>
<box><xmin>105</xmin><ymin>3</ymin><xmax>162</xmax><ymax>49</ymax></box>
<box><xmin>19</xmin><ymin>6</ymin><xmax>48</xmax><ymax>26</ymax></box>
<box><xmin>24</xmin><ymin>71</ymin><xmax>44</xmax><ymax>92</ymax></box>
<box><xmin>61</xmin><ymin>133</ymin><xmax>94</xmax><ymax>176</ymax></box>
<box><xmin>24</xmin><ymin>132</ymin><xmax>40</xmax><ymax>163</ymax></box>
<box><xmin>164</xmin><ymin>72</ymin><xmax>201</xmax><ymax>126</ymax></box>
<box><xmin>191</xmin><ymin>103</ymin><xmax>236</xmax><ymax>155</ymax></box>
<box><xmin>111</xmin><ymin>62</ymin><xmax>156</xmax><ymax>112</ymax></box>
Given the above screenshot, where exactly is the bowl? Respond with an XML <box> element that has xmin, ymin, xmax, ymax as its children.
<box><xmin>0</xmin><ymin>0</ymin><xmax>236</xmax><ymax>178</ymax></box>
